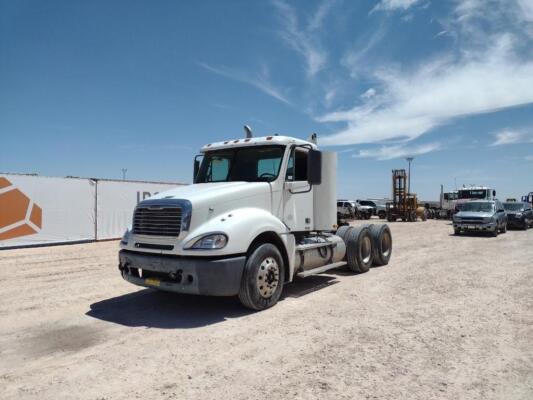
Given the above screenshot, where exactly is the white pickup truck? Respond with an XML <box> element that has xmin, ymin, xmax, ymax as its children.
<box><xmin>119</xmin><ymin>132</ymin><xmax>393</xmax><ymax>310</ymax></box>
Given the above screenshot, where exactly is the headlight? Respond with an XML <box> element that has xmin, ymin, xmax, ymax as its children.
<box><xmin>187</xmin><ymin>233</ymin><xmax>228</xmax><ymax>249</ymax></box>
<box><xmin>483</xmin><ymin>217</ymin><xmax>493</xmax><ymax>223</ymax></box>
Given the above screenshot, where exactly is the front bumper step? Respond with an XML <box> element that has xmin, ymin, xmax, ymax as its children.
<box><xmin>119</xmin><ymin>250</ymin><xmax>246</xmax><ymax>296</ymax></box>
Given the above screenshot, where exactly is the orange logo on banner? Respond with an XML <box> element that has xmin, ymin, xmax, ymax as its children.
<box><xmin>0</xmin><ymin>177</ymin><xmax>42</xmax><ymax>241</ymax></box>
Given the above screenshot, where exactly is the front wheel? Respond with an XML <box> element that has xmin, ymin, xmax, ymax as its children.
<box><xmin>238</xmin><ymin>243</ymin><xmax>285</xmax><ymax>311</ymax></box>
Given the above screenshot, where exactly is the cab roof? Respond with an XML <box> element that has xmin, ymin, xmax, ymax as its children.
<box><xmin>458</xmin><ymin>186</ymin><xmax>492</xmax><ymax>190</ymax></box>
<box><xmin>200</xmin><ymin>135</ymin><xmax>317</xmax><ymax>152</ymax></box>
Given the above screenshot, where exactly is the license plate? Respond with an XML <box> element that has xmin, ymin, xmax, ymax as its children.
<box><xmin>468</xmin><ymin>225</ymin><xmax>476</xmax><ymax>230</ymax></box>
<box><xmin>145</xmin><ymin>278</ymin><xmax>160</xmax><ymax>287</ymax></box>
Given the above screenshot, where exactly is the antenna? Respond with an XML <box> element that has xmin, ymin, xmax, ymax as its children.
<box><xmin>244</xmin><ymin>125</ymin><xmax>252</xmax><ymax>138</ymax></box>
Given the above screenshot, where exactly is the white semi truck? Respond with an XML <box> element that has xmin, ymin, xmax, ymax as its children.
<box><xmin>118</xmin><ymin>131</ymin><xmax>392</xmax><ymax>310</ymax></box>
<box><xmin>456</xmin><ymin>186</ymin><xmax>497</xmax><ymax>211</ymax></box>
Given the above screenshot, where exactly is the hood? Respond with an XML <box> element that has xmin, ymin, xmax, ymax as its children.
<box><xmin>456</xmin><ymin>211</ymin><xmax>494</xmax><ymax>219</ymax></box>
<box><xmin>150</xmin><ymin>181</ymin><xmax>272</xmax><ymax>209</ymax></box>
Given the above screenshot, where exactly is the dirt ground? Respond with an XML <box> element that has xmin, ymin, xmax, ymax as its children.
<box><xmin>0</xmin><ymin>219</ymin><xmax>532</xmax><ymax>400</ymax></box>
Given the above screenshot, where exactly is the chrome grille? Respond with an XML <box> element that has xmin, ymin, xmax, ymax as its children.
<box><xmin>133</xmin><ymin>206</ymin><xmax>182</xmax><ymax>237</ymax></box>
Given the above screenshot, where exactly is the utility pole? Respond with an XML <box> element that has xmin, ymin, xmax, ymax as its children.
<box><xmin>121</xmin><ymin>168</ymin><xmax>127</xmax><ymax>181</ymax></box>
<box><xmin>406</xmin><ymin>157</ymin><xmax>414</xmax><ymax>194</ymax></box>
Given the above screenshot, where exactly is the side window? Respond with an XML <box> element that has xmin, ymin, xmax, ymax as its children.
<box><xmin>286</xmin><ymin>148</ymin><xmax>308</xmax><ymax>181</ymax></box>
<box><xmin>337</xmin><ymin>201</ymin><xmax>342</xmax><ymax>207</ymax></box>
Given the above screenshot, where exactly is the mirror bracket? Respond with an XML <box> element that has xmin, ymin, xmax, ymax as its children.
<box><xmin>193</xmin><ymin>154</ymin><xmax>203</xmax><ymax>183</ymax></box>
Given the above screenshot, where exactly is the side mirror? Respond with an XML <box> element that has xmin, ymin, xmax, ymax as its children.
<box><xmin>493</xmin><ymin>190</ymin><xmax>496</xmax><ymax>197</ymax></box>
<box><xmin>307</xmin><ymin>149</ymin><xmax>322</xmax><ymax>185</ymax></box>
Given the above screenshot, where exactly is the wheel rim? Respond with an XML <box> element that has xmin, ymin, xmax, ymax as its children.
<box><xmin>361</xmin><ymin>235</ymin><xmax>372</xmax><ymax>264</ymax></box>
<box><xmin>256</xmin><ymin>257</ymin><xmax>280</xmax><ymax>298</ymax></box>
<box><xmin>381</xmin><ymin>231</ymin><xmax>391</xmax><ymax>257</ymax></box>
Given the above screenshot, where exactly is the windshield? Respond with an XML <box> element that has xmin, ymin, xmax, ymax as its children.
<box><xmin>461</xmin><ymin>202</ymin><xmax>494</xmax><ymax>212</ymax></box>
<box><xmin>503</xmin><ymin>203</ymin><xmax>525</xmax><ymax>211</ymax></box>
<box><xmin>458</xmin><ymin>189</ymin><xmax>488</xmax><ymax>199</ymax></box>
<box><xmin>196</xmin><ymin>145</ymin><xmax>285</xmax><ymax>183</ymax></box>
<box><xmin>359</xmin><ymin>201</ymin><xmax>375</xmax><ymax>207</ymax></box>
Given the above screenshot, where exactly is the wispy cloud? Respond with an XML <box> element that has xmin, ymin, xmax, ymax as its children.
<box><xmin>320</xmin><ymin>1</ymin><xmax>533</xmax><ymax>147</ymax></box>
<box><xmin>361</xmin><ymin>88</ymin><xmax>376</xmax><ymax>99</ymax></box>
<box><xmin>272</xmin><ymin>0</ymin><xmax>333</xmax><ymax>77</ymax></box>
<box><xmin>525</xmin><ymin>155</ymin><xmax>533</xmax><ymax>161</ymax></box>
<box><xmin>198</xmin><ymin>62</ymin><xmax>290</xmax><ymax>105</ymax></box>
<box><xmin>371</xmin><ymin>0</ymin><xmax>421</xmax><ymax>13</ymax></box>
<box><xmin>308</xmin><ymin>0</ymin><xmax>337</xmax><ymax>30</ymax></box>
<box><xmin>341</xmin><ymin>26</ymin><xmax>387</xmax><ymax>78</ymax></box>
<box><xmin>355</xmin><ymin>142</ymin><xmax>441</xmax><ymax>160</ymax></box>
<box><xmin>492</xmin><ymin>128</ymin><xmax>533</xmax><ymax>145</ymax></box>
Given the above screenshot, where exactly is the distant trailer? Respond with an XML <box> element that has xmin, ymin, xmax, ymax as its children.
<box><xmin>0</xmin><ymin>173</ymin><xmax>187</xmax><ymax>249</ymax></box>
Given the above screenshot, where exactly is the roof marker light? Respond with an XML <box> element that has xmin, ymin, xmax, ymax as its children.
<box><xmin>233</xmin><ymin>140</ymin><xmax>239</xmax><ymax>143</ymax></box>
<box><xmin>266</xmin><ymin>136</ymin><xmax>273</xmax><ymax>140</ymax></box>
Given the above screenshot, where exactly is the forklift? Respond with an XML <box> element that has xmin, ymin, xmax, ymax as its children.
<box><xmin>386</xmin><ymin>169</ymin><xmax>425</xmax><ymax>222</ymax></box>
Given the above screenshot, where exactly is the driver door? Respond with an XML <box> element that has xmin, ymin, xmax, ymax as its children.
<box><xmin>282</xmin><ymin>147</ymin><xmax>313</xmax><ymax>231</ymax></box>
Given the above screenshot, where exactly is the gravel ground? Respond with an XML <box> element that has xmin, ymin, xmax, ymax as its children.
<box><xmin>0</xmin><ymin>219</ymin><xmax>532</xmax><ymax>400</ymax></box>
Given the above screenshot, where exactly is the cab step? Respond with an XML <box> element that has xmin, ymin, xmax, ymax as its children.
<box><xmin>297</xmin><ymin>261</ymin><xmax>347</xmax><ymax>278</ymax></box>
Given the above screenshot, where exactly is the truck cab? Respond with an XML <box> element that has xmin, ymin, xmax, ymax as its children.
<box><xmin>118</xmin><ymin>133</ymin><xmax>393</xmax><ymax>310</ymax></box>
<box><xmin>456</xmin><ymin>186</ymin><xmax>497</xmax><ymax>211</ymax></box>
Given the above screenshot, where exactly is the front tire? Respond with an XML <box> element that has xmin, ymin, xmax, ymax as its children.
<box><xmin>501</xmin><ymin>222</ymin><xmax>507</xmax><ymax>233</ymax></box>
<box><xmin>238</xmin><ymin>243</ymin><xmax>285</xmax><ymax>311</ymax></box>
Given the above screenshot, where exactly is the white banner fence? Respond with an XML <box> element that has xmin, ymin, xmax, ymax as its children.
<box><xmin>0</xmin><ymin>174</ymin><xmax>185</xmax><ymax>248</ymax></box>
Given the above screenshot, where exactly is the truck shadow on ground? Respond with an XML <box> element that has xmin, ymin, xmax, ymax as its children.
<box><xmin>86</xmin><ymin>275</ymin><xmax>339</xmax><ymax>329</ymax></box>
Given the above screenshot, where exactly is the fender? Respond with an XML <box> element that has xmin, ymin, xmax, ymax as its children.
<box><xmin>180</xmin><ymin>207</ymin><xmax>290</xmax><ymax>256</ymax></box>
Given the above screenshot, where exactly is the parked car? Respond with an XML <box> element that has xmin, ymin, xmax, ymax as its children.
<box><xmin>354</xmin><ymin>200</ymin><xmax>374</xmax><ymax>218</ymax></box>
<box><xmin>453</xmin><ymin>200</ymin><xmax>507</xmax><ymax>236</ymax></box>
<box><xmin>357</xmin><ymin>200</ymin><xmax>377</xmax><ymax>216</ymax></box>
<box><xmin>503</xmin><ymin>202</ymin><xmax>533</xmax><ymax>230</ymax></box>
<box><xmin>361</xmin><ymin>199</ymin><xmax>388</xmax><ymax>219</ymax></box>
<box><xmin>337</xmin><ymin>200</ymin><xmax>356</xmax><ymax>219</ymax></box>
<box><xmin>337</xmin><ymin>200</ymin><xmax>371</xmax><ymax>220</ymax></box>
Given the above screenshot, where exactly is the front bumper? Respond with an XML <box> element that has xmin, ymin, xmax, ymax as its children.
<box><xmin>453</xmin><ymin>222</ymin><xmax>496</xmax><ymax>232</ymax></box>
<box><xmin>119</xmin><ymin>250</ymin><xmax>246</xmax><ymax>296</ymax></box>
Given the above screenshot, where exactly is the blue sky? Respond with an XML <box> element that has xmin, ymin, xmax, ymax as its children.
<box><xmin>1</xmin><ymin>0</ymin><xmax>533</xmax><ymax>200</ymax></box>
